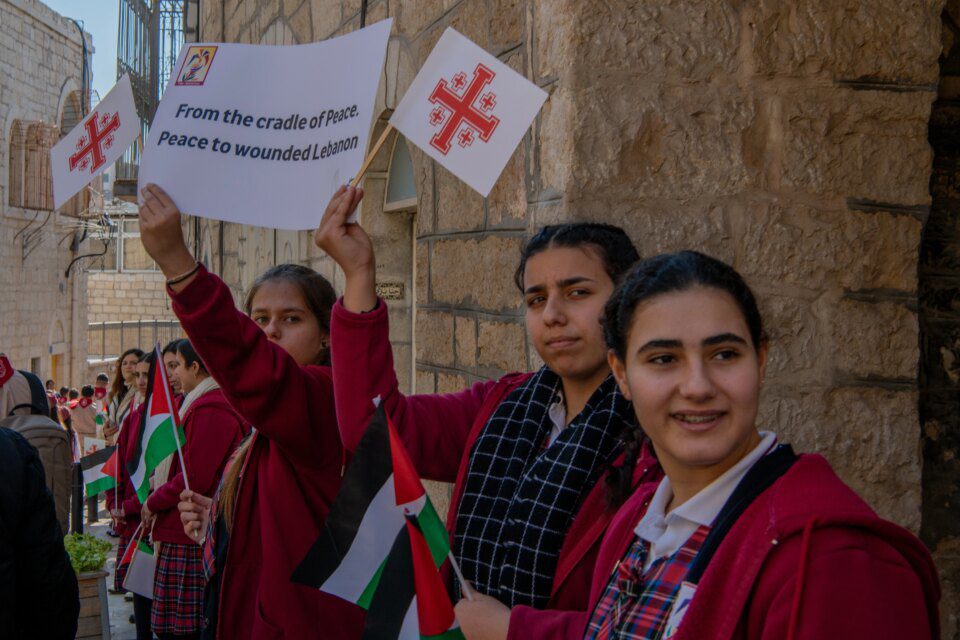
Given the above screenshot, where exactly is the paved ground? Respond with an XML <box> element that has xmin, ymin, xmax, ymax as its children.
<box><xmin>83</xmin><ymin>499</ymin><xmax>138</xmax><ymax>640</ymax></box>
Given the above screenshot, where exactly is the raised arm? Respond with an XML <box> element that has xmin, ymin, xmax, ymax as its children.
<box><xmin>138</xmin><ymin>184</ymin><xmax>341</xmax><ymax>469</ymax></box>
<box><xmin>316</xmin><ymin>185</ymin><xmax>499</xmax><ymax>481</ymax></box>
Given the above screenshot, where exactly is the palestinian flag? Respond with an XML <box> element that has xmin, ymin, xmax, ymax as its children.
<box><xmin>118</xmin><ymin>534</ymin><xmax>152</xmax><ymax>568</ymax></box>
<box><xmin>127</xmin><ymin>345</ymin><xmax>184</xmax><ymax>502</ymax></box>
<box><xmin>81</xmin><ymin>445</ymin><xmax>117</xmax><ymax>496</ymax></box>
<box><xmin>292</xmin><ymin>404</ymin><xmax>456</xmax><ymax>639</ymax></box>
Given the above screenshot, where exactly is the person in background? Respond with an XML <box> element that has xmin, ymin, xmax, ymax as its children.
<box><xmin>94</xmin><ymin>372</ymin><xmax>110</xmax><ymax>410</ymax></box>
<box><xmin>45</xmin><ymin>379</ymin><xmax>56</xmax><ymax>392</ymax></box>
<box><xmin>162</xmin><ymin>339</ymin><xmax>184</xmax><ymax>398</ymax></box>
<box><xmin>72</xmin><ymin>385</ymin><xmax>100</xmax><ymax>524</ymax></box>
<box><xmin>0</xmin><ymin>427</ymin><xmax>79</xmax><ymax>638</ymax></box>
<box><xmin>58</xmin><ymin>386</ymin><xmax>69</xmax><ymax>406</ymax></box>
<box><xmin>105</xmin><ymin>348</ymin><xmax>144</xmax><ymax>445</ymax></box>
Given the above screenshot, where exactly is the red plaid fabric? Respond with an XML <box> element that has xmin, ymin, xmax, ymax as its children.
<box><xmin>585</xmin><ymin>524</ymin><xmax>710</xmax><ymax>639</ymax></box>
<box><xmin>113</xmin><ymin>536</ymin><xmax>131</xmax><ymax>592</ymax></box>
<box><xmin>151</xmin><ymin>541</ymin><xmax>205</xmax><ymax>634</ymax></box>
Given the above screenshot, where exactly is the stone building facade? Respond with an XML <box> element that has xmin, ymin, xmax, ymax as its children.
<box><xmin>0</xmin><ymin>0</ymin><xmax>94</xmax><ymax>388</ymax></box>
<box><xmin>192</xmin><ymin>0</ymin><xmax>958</xmax><ymax>631</ymax></box>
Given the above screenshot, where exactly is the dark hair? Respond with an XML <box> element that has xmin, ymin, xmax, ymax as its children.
<box><xmin>175</xmin><ymin>339</ymin><xmax>208</xmax><ymax>375</ymax></box>
<box><xmin>68</xmin><ymin>388</ymin><xmax>79</xmax><ymax>400</ymax></box>
<box><xmin>601</xmin><ymin>251</ymin><xmax>766</xmax><ymax>505</ymax></box>
<box><xmin>513</xmin><ymin>223</ymin><xmax>640</xmax><ymax>292</ymax></box>
<box><xmin>96</xmin><ymin>373</ymin><xmax>109</xmax><ymax>383</ymax></box>
<box><xmin>139</xmin><ymin>350</ymin><xmax>156</xmax><ymax>365</ymax></box>
<box><xmin>80</xmin><ymin>385</ymin><xmax>94</xmax><ymax>398</ymax></box>
<box><xmin>243</xmin><ymin>264</ymin><xmax>337</xmax><ymax>365</ymax></box>
<box><xmin>59</xmin><ymin>386</ymin><xmax>68</xmax><ymax>397</ymax></box>
<box><xmin>110</xmin><ymin>347</ymin><xmax>145</xmax><ymax>403</ymax></box>
<box><xmin>45</xmin><ymin>379</ymin><xmax>55</xmax><ymax>388</ymax></box>
<box><xmin>162</xmin><ymin>339</ymin><xmax>181</xmax><ymax>356</ymax></box>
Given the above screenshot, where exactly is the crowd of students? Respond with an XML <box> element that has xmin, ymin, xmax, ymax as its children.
<box><xmin>86</xmin><ymin>181</ymin><xmax>943</xmax><ymax>640</ymax></box>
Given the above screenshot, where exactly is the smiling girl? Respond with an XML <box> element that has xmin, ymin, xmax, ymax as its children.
<box><xmin>584</xmin><ymin>250</ymin><xmax>939</xmax><ymax>639</ymax></box>
<box><xmin>315</xmin><ymin>186</ymin><xmax>660</xmax><ymax>639</ymax></box>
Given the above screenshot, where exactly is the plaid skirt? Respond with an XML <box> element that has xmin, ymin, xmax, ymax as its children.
<box><xmin>151</xmin><ymin>541</ymin><xmax>205</xmax><ymax>634</ymax></box>
<box><xmin>113</xmin><ymin>536</ymin><xmax>131</xmax><ymax>592</ymax></box>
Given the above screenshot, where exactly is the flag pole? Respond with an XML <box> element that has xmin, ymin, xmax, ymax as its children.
<box><xmin>350</xmin><ymin>124</ymin><xmax>395</xmax><ymax>186</ymax></box>
<box><xmin>156</xmin><ymin>343</ymin><xmax>191</xmax><ymax>492</ymax></box>
<box><xmin>447</xmin><ymin>551</ymin><xmax>474</xmax><ymax>601</ymax></box>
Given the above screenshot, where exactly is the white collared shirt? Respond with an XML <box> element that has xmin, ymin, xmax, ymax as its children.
<box><xmin>546</xmin><ymin>391</ymin><xmax>567</xmax><ymax>446</ymax></box>
<box><xmin>634</xmin><ymin>431</ymin><xmax>778</xmax><ymax>571</ymax></box>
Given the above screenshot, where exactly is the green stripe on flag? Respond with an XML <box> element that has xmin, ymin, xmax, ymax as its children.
<box><xmin>85</xmin><ymin>475</ymin><xmax>116</xmax><ymax>496</ymax></box>
<box><xmin>356</xmin><ymin>556</ymin><xmax>388</xmax><ymax>610</ymax></box>
<box><xmin>422</xmin><ymin>627</ymin><xmax>466</xmax><ymax>640</ymax></box>
<box><xmin>416</xmin><ymin>498</ymin><xmax>448</xmax><ymax>567</ymax></box>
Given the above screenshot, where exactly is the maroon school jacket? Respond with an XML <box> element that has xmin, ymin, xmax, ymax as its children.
<box><xmin>147</xmin><ymin>388</ymin><xmax>248</xmax><ymax>544</ymax></box>
<box><xmin>330</xmin><ymin>298</ymin><xmax>663</xmax><ymax>639</ymax></box>
<box><xmin>568</xmin><ymin>454</ymin><xmax>941</xmax><ymax>640</ymax></box>
<box><xmin>108</xmin><ymin>404</ymin><xmax>143</xmax><ymax>538</ymax></box>
<box><xmin>170</xmin><ymin>266</ymin><xmax>362</xmax><ymax>639</ymax></box>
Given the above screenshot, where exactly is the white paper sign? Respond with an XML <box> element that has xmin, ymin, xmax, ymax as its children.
<box><xmin>389</xmin><ymin>28</ymin><xmax>547</xmax><ymax>197</ymax></box>
<box><xmin>51</xmin><ymin>74</ymin><xmax>140</xmax><ymax>209</ymax></box>
<box><xmin>138</xmin><ymin>20</ymin><xmax>392</xmax><ymax>231</ymax></box>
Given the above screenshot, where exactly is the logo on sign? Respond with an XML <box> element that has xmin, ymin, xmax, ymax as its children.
<box><xmin>176</xmin><ymin>46</ymin><xmax>218</xmax><ymax>86</ymax></box>
<box><xmin>69</xmin><ymin>111</ymin><xmax>121</xmax><ymax>174</ymax></box>
<box><xmin>427</xmin><ymin>63</ymin><xmax>500</xmax><ymax>155</ymax></box>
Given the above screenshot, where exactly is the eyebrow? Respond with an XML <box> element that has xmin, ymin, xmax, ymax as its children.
<box><xmin>637</xmin><ymin>333</ymin><xmax>748</xmax><ymax>353</ymax></box>
<box><xmin>524</xmin><ymin>276</ymin><xmax>597</xmax><ymax>295</ymax></box>
<box><xmin>251</xmin><ymin>307</ymin><xmax>306</xmax><ymax>314</ymax></box>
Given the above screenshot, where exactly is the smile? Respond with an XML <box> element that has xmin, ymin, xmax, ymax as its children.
<box><xmin>671</xmin><ymin>411</ymin><xmax>726</xmax><ymax>431</ymax></box>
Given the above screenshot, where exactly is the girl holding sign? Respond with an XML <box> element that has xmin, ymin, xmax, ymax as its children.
<box><xmin>315</xmin><ymin>186</ymin><xmax>661</xmax><ymax>639</ymax></box>
<box><xmin>137</xmin><ymin>183</ymin><xmax>363</xmax><ymax>639</ymax></box>
<box><xmin>581</xmin><ymin>251</ymin><xmax>939</xmax><ymax>639</ymax></box>
<box><xmin>145</xmin><ymin>339</ymin><xmax>249</xmax><ymax>640</ymax></box>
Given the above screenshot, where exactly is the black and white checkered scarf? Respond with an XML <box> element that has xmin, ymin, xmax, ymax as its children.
<box><xmin>453</xmin><ymin>366</ymin><xmax>633</xmax><ymax>608</ymax></box>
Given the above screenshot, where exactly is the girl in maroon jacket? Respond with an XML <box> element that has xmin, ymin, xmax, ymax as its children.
<box><xmin>315</xmin><ymin>186</ymin><xmax>662</xmax><ymax>639</ymax></box>
<box><xmin>143</xmin><ymin>339</ymin><xmax>248</xmax><ymax>640</ymax></box>
<box><xmin>137</xmin><ymin>183</ymin><xmax>363</xmax><ymax>639</ymax></box>
<box><xmin>581</xmin><ymin>250</ymin><xmax>940</xmax><ymax>639</ymax></box>
<box><xmin>109</xmin><ymin>353</ymin><xmax>150</xmax><ymax>640</ymax></box>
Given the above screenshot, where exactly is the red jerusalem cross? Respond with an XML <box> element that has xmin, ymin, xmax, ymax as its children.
<box><xmin>69</xmin><ymin>111</ymin><xmax>121</xmax><ymax>173</ymax></box>
<box><xmin>428</xmin><ymin>63</ymin><xmax>500</xmax><ymax>155</ymax></box>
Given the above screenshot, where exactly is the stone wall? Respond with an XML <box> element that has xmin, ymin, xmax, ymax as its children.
<box><xmin>202</xmin><ymin>0</ymin><xmax>953</xmax><ymax>625</ymax></box>
<box><xmin>88</xmin><ymin>271</ymin><xmax>176</xmax><ymax>322</ymax></box>
<box><xmin>0</xmin><ymin>0</ymin><xmax>93</xmax><ymax>388</ymax></box>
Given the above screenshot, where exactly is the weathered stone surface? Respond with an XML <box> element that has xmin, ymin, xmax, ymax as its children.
<box><xmin>424</xmin><ymin>479</ymin><xmax>453</xmax><ymax>520</ymax></box>
<box><xmin>437</xmin><ymin>164</ymin><xmax>484</xmax><ymax>232</ymax></box>
<box><xmin>490</xmin><ymin>0</ymin><xmax>524</xmax><ymax>49</ymax></box>
<box><xmin>753</xmin><ymin>0</ymin><xmax>944</xmax><ymax>84</ymax></box>
<box><xmin>430</xmin><ymin>235</ymin><xmax>524</xmax><ymax>311</ymax></box>
<box><xmin>571</xmin><ymin>86</ymin><xmax>758</xmax><ymax>200</ymax></box>
<box><xmin>393</xmin><ymin>342</ymin><xmax>412</xmax><ymax>392</ymax></box>
<box><xmin>536</xmin><ymin>84</ymin><xmax>572</xmax><ymax>197</ymax></box>
<box><xmin>756</xmin><ymin>291</ymin><xmax>824</xmax><ymax>386</ymax></box>
<box><xmin>288</xmin><ymin>0</ymin><xmax>312</xmax><ymax>41</ymax></box>
<box><xmin>574</xmin><ymin>1</ymin><xmax>739</xmax><ymax>80</ymax></box>
<box><xmin>397</xmin><ymin>0</ymin><xmax>446</xmax><ymax>37</ymax></box>
<box><xmin>831</xmin><ymin>299</ymin><xmax>918</xmax><ymax>380</ymax></box>
<box><xmin>415</xmin><ymin>242</ymin><xmax>430</xmax><ymax>306</ymax></box>
<box><xmin>734</xmin><ymin>204</ymin><xmax>922</xmax><ymax>293</ymax></box>
<box><xmin>310</xmin><ymin>0</ymin><xmax>341</xmax><ymax>38</ymax></box>
<box><xmin>447</xmin><ymin>0</ymin><xmax>490</xmax><ymax>50</ymax></box>
<box><xmin>415</xmin><ymin>368</ymin><xmax>436</xmax><ymax>394</ymax></box>
<box><xmin>781</xmin><ymin>88</ymin><xmax>935</xmax><ymax>204</ymax></box>
<box><xmin>488</xmin><ymin>144</ymin><xmax>528</xmax><ymax>229</ymax></box>
<box><xmin>532</xmin><ymin>0</ymin><xmax>577</xmax><ymax>80</ymax></box>
<box><xmin>455</xmin><ymin>314</ymin><xmax>477</xmax><ymax>368</ymax></box>
<box><xmin>478</xmin><ymin>317</ymin><xmax>526</xmax><ymax>372</ymax></box>
<box><xmin>415</xmin><ymin>309</ymin><xmax>454</xmax><ymax>367</ymax></box>
<box><xmin>437</xmin><ymin>371</ymin><xmax>468</xmax><ymax>393</ymax></box>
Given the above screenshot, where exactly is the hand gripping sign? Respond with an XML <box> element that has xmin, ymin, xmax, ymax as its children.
<box><xmin>138</xmin><ymin>19</ymin><xmax>392</xmax><ymax>231</ymax></box>
<box><xmin>51</xmin><ymin>74</ymin><xmax>140</xmax><ymax>210</ymax></box>
<box><xmin>387</xmin><ymin>28</ymin><xmax>548</xmax><ymax>198</ymax></box>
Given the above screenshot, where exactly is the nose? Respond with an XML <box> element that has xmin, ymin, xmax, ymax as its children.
<box><xmin>263</xmin><ymin>319</ymin><xmax>281</xmax><ymax>341</ymax></box>
<box><xmin>542</xmin><ymin>293</ymin><xmax>566</xmax><ymax>327</ymax></box>
<box><xmin>679</xmin><ymin>359</ymin><xmax>717</xmax><ymax>401</ymax></box>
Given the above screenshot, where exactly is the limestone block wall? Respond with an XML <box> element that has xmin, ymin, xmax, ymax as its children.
<box><xmin>202</xmin><ymin>1</ymin><xmax>953</xmax><ymax>623</ymax></box>
<box><xmin>0</xmin><ymin>0</ymin><xmax>93</xmax><ymax>388</ymax></box>
<box><xmin>88</xmin><ymin>271</ymin><xmax>177</xmax><ymax>323</ymax></box>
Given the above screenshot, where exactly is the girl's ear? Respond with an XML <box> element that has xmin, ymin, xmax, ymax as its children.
<box><xmin>607</xmin><ymin>349</ymin><xmax>632</xmax><ymax>402</ymax></box>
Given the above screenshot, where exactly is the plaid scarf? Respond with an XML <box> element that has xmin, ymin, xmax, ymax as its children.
<box><xmin>454</xmin><ymin>366</ymin><xmax>633</xmax><ymax>608</ymax></box>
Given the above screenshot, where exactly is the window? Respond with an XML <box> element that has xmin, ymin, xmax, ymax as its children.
<box><xmin>23</xmin><ymin>123</ymin><xmax>56</xmax><ymax>210</ymax></box>
<box><xmin>90</xmin><ymin>216</ymin><xmax>158</xmax><ymax>272</ymax></box>
<box><xmin>8</xmin><ymin>120</ymin><xmax>23</xmax><ymax>207</ymax></box>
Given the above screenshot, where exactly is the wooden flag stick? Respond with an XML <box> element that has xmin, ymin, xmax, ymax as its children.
<box><xmin>448</xmin><ymin>551</ymin><xmax>474</xmax><ymax>601</ymax></box>
<box><xmin>351</xmin><ymin>124</ymin><xmax>396</xmax><ymax>186</ymax></box>
<box><xmin>157</xmin><ymin>343</ymin><xmax>190</xmax><ymax>492</ymax></box>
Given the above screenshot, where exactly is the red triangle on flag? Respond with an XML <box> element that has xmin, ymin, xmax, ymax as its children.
<box><xmin>388</xmin><ymin>416</ymin><xmax>424</xmax><ymax>506</ymax></box>
<box><xmin>406</xmin><ymin>517</ymin><xmax>457</xmax><ymax>636</ymax></box>
<box><xmin>101</xmin><ymin>449</ymin><xmax>118</xmax><ymax>479</ymax></box>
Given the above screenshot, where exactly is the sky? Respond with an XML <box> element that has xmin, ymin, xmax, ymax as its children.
<box><xmin>42</xmin><ymin>1</ymin><xmax>119</xmax><ymax>104</ymax></box>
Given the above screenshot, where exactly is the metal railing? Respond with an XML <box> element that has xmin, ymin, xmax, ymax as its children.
<box><xmin>87</xmin><ymin>319</ymin><xmax>184</xmax><ymax>361</ymax></box>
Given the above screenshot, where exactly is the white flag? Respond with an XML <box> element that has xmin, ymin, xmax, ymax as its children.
<box><xmin>51</xmin><ymin>74</ymin><xmax>140</xmax><ymax>209</ymax></box>
<box><xmin>389</xmin><ymin>28</ymin><xmax>547</xmax><ymax>197</ymax></box>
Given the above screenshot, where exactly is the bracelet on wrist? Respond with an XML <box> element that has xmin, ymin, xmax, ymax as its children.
<box><xmin>166</xmin><ymin>262</ymin><xmax>201</xmax><ymax>287</ymax></box>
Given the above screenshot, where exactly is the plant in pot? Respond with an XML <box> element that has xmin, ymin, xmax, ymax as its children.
<box><xmin>65</xmin><ymin>533</ymin><xmax>114</xmax><ymax>639</ymax></box>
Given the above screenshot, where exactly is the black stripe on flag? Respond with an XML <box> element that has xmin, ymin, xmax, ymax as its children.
<box><xmin>126</xmin><ymin>354</ymin><xmax>158</xmax><ymax>479</ymax></box>
<box><xmin>361</xmin><ymin>524</ymin><xmax>415</xmax><ymax>640</ymax></box>
<box><xmin>80</xmin><ymin>445</ymin><xmax>116</xmax><ymax>470</ymax></box>
<box><xmin>291</xmin><ymin>403</ymin><xmax>394</xmax><ymax>588</ymax></box>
